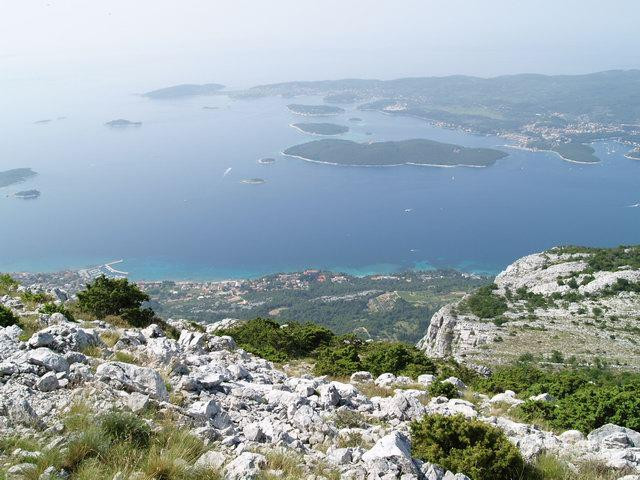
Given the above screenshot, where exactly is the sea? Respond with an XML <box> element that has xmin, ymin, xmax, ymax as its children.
<box><xmin>1</xmin><ymin>79</ymin><xmax>639</xmax><ymax>280</ymax></box>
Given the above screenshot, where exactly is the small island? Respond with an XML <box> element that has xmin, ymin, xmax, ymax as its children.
<box><xmin>258</xmin><ymin>158</ymin><xmax>276</xmax><ymax>164</ymax></box>
<box><xmin>282</xmin><ymin>139</ymin><xmax>508</xmax><ymax>167</ymax></box>
<box><xmin>290</xmin><ymin>123</ymin><xmax>349</xmax><ymax>136</ymax></box>
<box><xmin>14</xmin><ymin>189</ymin><xmax>40</xmax><ymax>199</ymax></box>
<box><xmin>323</xmin><ymin>93</ymin><xmax>358</xmax><ymax>104</ymax></box>
<box><xmin>105</xmin><ymin>119</ymin><xmax>142</xmax><ymax>127</ymax></box>
<box><xmin>241</xmin><ymin>178</ymin><xmax>266</xmax><ymax>185</ymax></box>
<box><xmin>142</xmin><ymin>83</ymin><xmax>225</xmax><ymax>99</ymax></box>
<box><xmin>0</xmin><ymin>168</ymin><xmax>38</xmax><ymax>188</ymax></box>
<box><xmin>286</xmin><ymin>104</ymin><xmax>345</xmax><ymax>116</ymax></box>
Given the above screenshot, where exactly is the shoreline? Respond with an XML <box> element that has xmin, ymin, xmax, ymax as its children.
<box><xmin>288</xmin><ymin>123</ymin><xmax>348</xmax><ymax>136</ymax></box>
<box><xmin>281</xmin><ymin>152</ymin><xmax>491</xmax><ymax>169</ymax></box>
<box><xmin>500</xmin><ymin>144</ymin><xmax>600</xmax><ymax>165</ymax></box>
<box><xmin>8</xmin><ymin>260</ymin><xmax>498</xmax><ymax>284</ymax></box>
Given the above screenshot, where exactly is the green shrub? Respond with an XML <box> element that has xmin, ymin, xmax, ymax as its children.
<box><xmin>360</xmin><ymin>342</ymin><xmax>436</xmax><ymax>378</ymax></box>
<box><xmin>428</xmin><ymin>381</ymin><xmax>459</xmax><ymax>399</ymax></box>
<box><xmin>77</xmin><ymin>275</ymin><xmax>149</xmax><ymax>319</ymax></box>
<box><xmin>100</xmin><ymin>412</ymin><xmax>151</xmax><ymax>448</ymax></box>
<box><xmin>0</xmin><ymin>305</ymin><xmax>18</xmax><ymax>328</ymax></box>
<box><xmin>466</xmin><ymin>284</ymin><xmax>508</xmax><ymax>318</ymax></box>
<box><xmin>216</xmin><ymin>318</ymin><xmax>335</xmax><ymax>363</ymax></box>
<box><xmin>314</xmin><ymin>342</ymin><xmax>362</xmax><ymax>376</ymax></box>
<box><xmin>39</xmin><ymin>302</ymin><xmax>75</xmax><ymax>322</ymax></box>
<box><xmin>552</xmin><ymin>383</ymin><xmax>640</xmax><ymax>432</ymax></box>
<box><xmin>411</xmin><ymin>414</ymin><xmax>525</xmax><ymax>480</ymax></box>
<box><xmin>0</xmin><ymin>274</ymin><xmax>18</xmax><ymax>295</ymax></box>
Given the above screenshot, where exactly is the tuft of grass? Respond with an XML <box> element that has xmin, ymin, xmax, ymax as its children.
<box><xmin>258</xmin><ymin>450</ymin><xmax>304</xmax><ymax>480</ymax></box>
<box><xmin>81</xmin><ymin>344</ymin><xmax>102</xmax><ymax>358</ymax></box>
<box><xmin>113</xmin><ymin>351</ymin><xmax>139</xmax><ymax>364</ymax></box>
<box><xmin>356</xmin><ymin>383</ymin><xmax>394</xmax><ymax>398</ymax></box>
<box><xmin>17</xmin><ymin>315</ymin><xmax>45</xmax><ymax>342</ymax></box>
<box><xmin>100</xmin><ymin>331</ymin><xmax>121</xmax><ymax>347</ymax></box>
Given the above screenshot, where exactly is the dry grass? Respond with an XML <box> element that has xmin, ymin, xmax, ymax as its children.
<box><xmin>99</xmin><ymin>331</ymin><xmax>121</xmax><ymax>347</ymax></box>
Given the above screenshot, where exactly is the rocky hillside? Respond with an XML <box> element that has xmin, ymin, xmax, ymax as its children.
<box><xmin>418</xmin><ymin>246</ymin><xmax>640</xmax><ymax>369</ymax></box>
<box><xmin>2</xmin><ymin>252</ymin><xmax>640</xmax><ymax>480</ymax></box>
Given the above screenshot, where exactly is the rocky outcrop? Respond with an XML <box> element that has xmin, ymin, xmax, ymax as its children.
<box><xmin>417</xmin><ymin>249</ymin><xmax>640</xmax><ymax>368</ymax></box>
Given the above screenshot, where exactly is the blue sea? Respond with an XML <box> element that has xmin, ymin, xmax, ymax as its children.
<box><xmin>1</xmin><ymin>81</ymin><xmax>639</xmax><ymax>280</ymax></box>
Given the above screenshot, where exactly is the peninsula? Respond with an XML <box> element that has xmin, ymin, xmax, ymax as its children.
<box><xmin>0</xmin><ymin>168</ymin><xmax>38</xmax><ymax>188</ymax></box>
<box><xmin>142</xmin><ymin>83</ymin><xmax>225</xmax><ymax>99</ymax></box>
<box><xmin>283</xmin><ymin>138</ymin><xmax>508</xmax><ymax>167</ymax></box>
<box><xmin>286</xmin><ymin>104</ymin><xmax>345</xmax><ymax>116</ymax></box>
<box><xmin>291</xmin><ymin>123</ymin><xmax>349</xmax><ymax>136</ymax></box>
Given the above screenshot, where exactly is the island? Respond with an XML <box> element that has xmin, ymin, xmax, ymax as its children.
<box><xmin>282</xmin><ymin>139</ymin><xmax>508</xmax><ymax>167</ymax></box>
<box><xmin>290</xmin><ymin>123</ymin><xmax>349</xmax><ymax>136</ymax></box>
<box><xmin>105</xmin><ymin>119</ymin><xmax>142</xmax><ymax>127</ymax></box>
<box><xmin>241</xmin><ymin>71</ymin><xmax>640</xmax><ymax>162</ymax></box>
<box><xmin>241</xmin><ymin>178</ymin><xmax>266</xmax><ymax>185</ymax></box>
<box><xmin>142</xmin><ymin>83</ymin><xmax>225</xmax><ymax>99</ymax></box>
<box><xmin>0</xmin><ymin>168</ymin><xmax>38</xmax><ymax>188</ymax></box>
<box><xmin>258</xmin><ymin>158</ymin><xmax>276</xmax><ymax>164</ymax></box>
<box><xmin>14</xmin><ymin>189</ymin><xmax>40</xmax><ymax>199</ymax></box>
<box><xmin>323</xmin><ymin>92</ymin><xmax>358</xmax><ymax>104</ymax></box>
<box><xmin>286</xmin><ymin>104</ymin><xmax>345</xmax><ymax>116</ymax></box>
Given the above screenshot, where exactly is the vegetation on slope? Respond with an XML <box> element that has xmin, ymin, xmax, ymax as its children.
<box><xmin>283</xmin><ymin>138</ymin><xmax>508</xmax><ymax>167</ymax></box>
<box><xmin>411</xmin><ymin>414</ymin><xmax>526</xmax><ymax>480</ymax></box>
<box><xmin>473</xmin><ymin>362</ymin><xmax>640</xmax><ymax>433</ymax></box>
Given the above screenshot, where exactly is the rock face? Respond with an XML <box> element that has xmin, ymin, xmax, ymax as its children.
<box><xmin>417</xmin><ymin>248</ymin><xmax>640</xmax><ymax>367</ymax></box>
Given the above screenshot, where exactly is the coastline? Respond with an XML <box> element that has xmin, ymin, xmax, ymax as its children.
<box><xmin>288</xmin><ymin>123</ymin><xmax>347</xmax><ymax>136</ymax></box>
<box><xmin>500</xmin><ymin>144</ymin><xmax>600</xmax><ymax>165</ymax></box>
<box><xmin>281</xmin><ymin>152</ymin><xmax>491</xmax><ymax>169</ymax></box>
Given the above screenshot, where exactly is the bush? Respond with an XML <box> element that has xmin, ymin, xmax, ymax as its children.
<box><xmin>360</xmin><ymin>342</ymin><xmax>436</xmax><ymax>378</ymax></box>
<box><xmin>216</xmin><ymin>318</ymin><xmax>335</xmax><ymax>363</ymax></box>
<box><xmin>552</xmin><ymin>383</ymin><xmax>640</xmax><ymax>432</ymax></box>
<box><xmin>411</xmin><ymin>414</ymin><xmax>525</xmax><ymax>480</ymax></box>
<box><xmin>428</xmin><ymin>380</ymin><xmax>459</xmax><ymax>399</ymax></box>
<box><xmin>466</xmin><ymin>284</ymin><xmax>508</xmax><ymax>318</ymax></box>
<box><xmin>77</xmin><ymin>275</ymin><xmax>150</xmax><ymax>318</ymax></box>
<box><xmin>39</xmin><ymin>302</ymin><xmax>75</xmax><ymax>322</ymax></box>
<box><xmin>0</xmin><ymin>305</ymin><xmax>18</xmax><ymax>328</ymax></box>
<box><xmin>314</xmin><ymin>342</ymin><xmax>362</xmax><ymax>376</ymax></box>
<box><xmin>100</xmin><ymin>411</ymin><xmax>151</xmax><ymax>448</ymax></box>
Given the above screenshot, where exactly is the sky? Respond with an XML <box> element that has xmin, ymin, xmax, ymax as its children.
<box><xmin>1</xmin><ymin>0</ymin><xmax>640</xmax><ymax>88</ymax></box>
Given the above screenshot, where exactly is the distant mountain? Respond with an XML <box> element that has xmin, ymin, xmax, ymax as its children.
<box><xmin>142</xmin><ymin>83</ymin><xmax>225</xmax><ymax>99</ymax></box>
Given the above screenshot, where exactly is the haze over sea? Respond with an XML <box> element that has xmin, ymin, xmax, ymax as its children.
<box><xmin>1</xmin><ymin>77</ymin><xmax>639</xmax><ymax>280</ymax></box>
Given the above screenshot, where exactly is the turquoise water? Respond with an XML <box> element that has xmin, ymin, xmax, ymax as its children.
<box><xmin>1</xmin><ymin>84</ymin><xmax>639</xmax><ymax>280</ymax></box>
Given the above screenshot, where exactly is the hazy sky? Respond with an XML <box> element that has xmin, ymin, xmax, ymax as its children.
<box><xmin>2</xmin><ymin>0</ymin><xmax>639</xmax><ymax>87</ymax></box>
